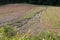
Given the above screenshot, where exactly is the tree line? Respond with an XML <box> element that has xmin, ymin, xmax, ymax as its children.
<box><xmin>0</xmin><ymin>0</ymin><xmax>60</xmax><ymax>5</ymax></box>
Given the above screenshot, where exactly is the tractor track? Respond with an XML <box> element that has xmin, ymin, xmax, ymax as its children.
<box><xmin>12</xmin><ymin>6</ymin><xmax>48</xmax><ymax>28</ymax></box>
<box><xmin>17</xmin><ymin>6</ymin><xmax>48</xmax><ymax>33</ymax></box>
<box><xmin>0</xmin><ymin>6</ymin><xmax>48</xmax><ymax>27</ymax></box>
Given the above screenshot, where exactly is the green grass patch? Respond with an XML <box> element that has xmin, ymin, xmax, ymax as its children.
<box><xmin>0</xmin><ymin>24</ymin><xmax>60</xmax><ymax>40</ymax></box>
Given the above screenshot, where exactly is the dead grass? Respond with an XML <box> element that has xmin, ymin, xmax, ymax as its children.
<box><xmin>40</xmin><ymin>7</ymin><xmax>60</xmax><ymax>33</ymax></box>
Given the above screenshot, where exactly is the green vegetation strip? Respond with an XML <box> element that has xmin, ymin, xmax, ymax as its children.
<box><xmin>0</xmin><ymin>25</ymin><xmax>60</xmax><ymax>40</ymax></box>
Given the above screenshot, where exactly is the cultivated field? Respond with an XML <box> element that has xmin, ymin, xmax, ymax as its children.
<box><xmin>0</xmin><ymin>4</ymin><xmax>60</xmax><ymax>40</ymax></box>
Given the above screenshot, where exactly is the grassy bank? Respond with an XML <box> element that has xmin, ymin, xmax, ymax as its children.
<box><xmin>0</xmin><ymin>6</ymin><xmax>60</xmax><ymax>40</ymax></box>
<box><xmin>0</xmin><ymin>24</ymin><xmax>60</xmax><ymax>40</ymax></box>
<box><xmin>40</xmin><ymin>7</ymin><xmax>60</xmax><ymax>32</ymax></box>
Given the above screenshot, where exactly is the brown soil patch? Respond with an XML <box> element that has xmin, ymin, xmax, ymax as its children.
<box><xmin>0</xmin><ymin>4</ymin><xmax>37</xmax><ymax>23</ymax></box>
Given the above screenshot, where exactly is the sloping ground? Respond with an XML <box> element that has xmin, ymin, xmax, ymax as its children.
<box><xmin>17</xmin><ymin>6</ymin><xmax>60</xmax><ymax>35</ymax></box>
<box><xmin>0</xmin><ymin>4</ymin><xmax>60</xmax><ymax>36</ymax></box>
<box><xmin>40</xmin><ymin>7</ymin><xmax>60</xmax><ymax>33</ymax></box>
<box><xmin>0</xmin><ymin>4</ymin><xmax>37</xmax><ymax>24</ymax></box>
<box><xmin>17</xmin><ymin>6</ymin><xmax>48</xmax><ymax>35</ymax></box>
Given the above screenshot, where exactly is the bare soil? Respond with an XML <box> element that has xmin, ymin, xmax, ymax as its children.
<box><xmin>0</xmin><ymin>4</ymin><xmax>37</xmax><ymax>23</ymax></box>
